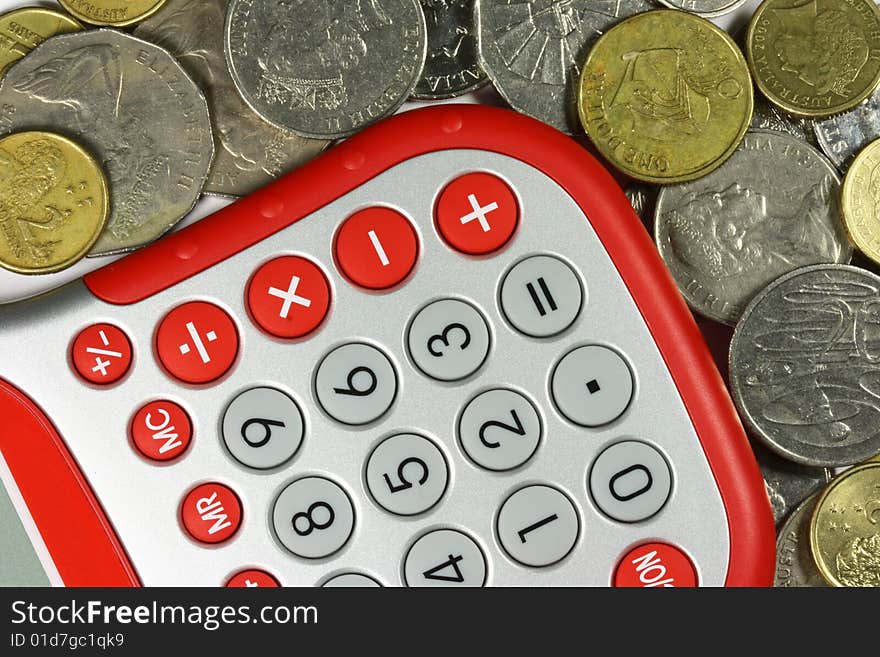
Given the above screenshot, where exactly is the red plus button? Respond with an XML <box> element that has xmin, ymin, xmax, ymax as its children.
<box><xmin>156</xmin><ymin>301</ymin><xmax>238</xmax><ymax>384</ymax></box>
<box><xmin>335</xmin><ymin>206</ymin><xmax>419</xmax><ymax>290</ymax></box>
<box><xmin>614</xmin><ymin>542</ymin><xmax>698</xmax><ymax>587</ymax></box>
<box><xmin>226</xmin><ymin>569</ymin><xmax>280</xmax><ymax>588</ymax></box>
<box><xmin>71</xmin><ymin>323</ymin><xmax>132</xmax><ymax>385</ymax></box>
<box><xmin>435</xmin><ymin>172</ymin><xmax>519</xmax><ymax>255</ymax></box>
<box><xmin>180</xmin><ymin>482</ymin><xmax>242</xmax><ymax>545</ymax></box>
<box><xmin>130</xmin><ymin>400</ymin><xmax>192</xmax><ymax>462</ymax></box>
<box><xmin>247</xmin><ymin>256</ymin><xmax>330</xmax><ymax>338</ymax></box>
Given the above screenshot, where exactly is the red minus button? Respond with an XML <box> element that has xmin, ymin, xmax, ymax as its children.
<box><xmin>614</xmin><ymin>542</ymin><xmax>697</xmax><ymax>588</ymax></box>
<box><xmin>335</xmin><ymin>207</ymin><xmax>418</xmax><ymax>290</ymax></box>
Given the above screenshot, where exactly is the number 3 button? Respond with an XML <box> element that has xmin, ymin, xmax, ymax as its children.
<box><xmin>272</xmin><ymin>476</ymin><xmax>355</xmax><ymax>559</ymax></box>
<box><xmin>365</xmin><ymin>433</ymin><xmax>449</xmax><ymax>516</ymax></box>
<box><xmin>407</xmin><ymin>298</ymin><xmax>491</xmax><ymax>381</ymax></box>
<box><xmin>315</xmin><ymin>342</ymin><xmax>398</xmax><ymax>425</ymax></box>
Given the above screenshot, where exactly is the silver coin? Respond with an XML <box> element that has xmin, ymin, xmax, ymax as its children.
<box><xmin>225</xmin><ymin>0</ymin><xmax>427</xmax><ymax>139</ymax></box>
<box><xmin>475</xmin><ymin>0</ymin><xmax>652</xmax><ymax>134</ymax></box>
<box><xmin>753</xmin><ymin>441</ymin><xmax>831</xmax><ymax>525</ymax></box>
<box><xmin>624</xmin><ymin>184</ymin><xmax>656</xmax><ymax>229</ymax></box>
<box><xmin>751</xmin><ymin>94</ymin><xmax>818</xmax><ymax>147</ymax></box>
<box><xmin>0</xmin><ymin>29</ymin><xmax>213</xmax><ymax>256</ymax></box>
<box><xmin>814</xmin><ymin>85</ymin><xmax>880</xmax><ymax>173</ymax></box>
<box><xmin>774</xmin><ymin>492</ymin><xmax>828</xmax><ymax>587</ymax></box>
<box><xmin>730</xmin><ymin>264</ymin><xmax>880</xmax><ymax>467</ymax></box>
<box><xmin>656</xmin><ymin>0</ymin><xmax>748</xmax><ymax>17</ymax></box>
<box><xmin>655</xmin><ymin>130</ymin><xmax>851</xmax><ymax>326</ymax></box>
<box><xmin>134</xmin><ymin>0</ymin><xmax>329</xmax><ymax>198</ymax></box>
<box><xmin>412</xmin><ymin>0</ymin><xmax>488</xmax><ymax>99</ymax></box>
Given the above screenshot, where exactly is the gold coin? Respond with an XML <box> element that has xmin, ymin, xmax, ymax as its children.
<box><xmin>578</xmin><ymin>10</ymin><xmax>753</xmax><ymax>184</ymax></box>
<box><xmin>58</xmin><ymin>0</ymin><xmax>167</xmax><ymax>27</ymax></box>
<box><xmin>0</xmin><ymin>8</ymin><xmax>82</xmax><ymax>76</ymax></box>
<box><xmin>746</xmin><ymin>0</ymin><xmax>880</xmax><ymax>118</ymax></box>
<box><xmin>842</xmin><ymin>138</ymin><xmax>880</xmax><ymax>265</ymax></box>
<box><xmin>0</xmin><ymin>131</ymin><xmax>109</xmax><ymax>275</ymax></box>
<box><xmin>810</xmin><ymin>463</ymin><xmax>880</xmax><ymax>587</ymax></box>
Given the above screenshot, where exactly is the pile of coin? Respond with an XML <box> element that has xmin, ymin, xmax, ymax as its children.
<box><xmin>0</xmin><ymin>0</ymin><xmax>878</xmax><ymax>586</ymax></box>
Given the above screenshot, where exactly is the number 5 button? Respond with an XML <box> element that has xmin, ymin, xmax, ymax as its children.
<box><xmin>496</xmin><ymin>485</ymin><xmax>580</xmax><ymax>567</ymax></box>
<box><xmin>365</xmin><ymin>433</ymin><xmax>449</xmax><ymax>516</ymax></box>
<box><xmin>407</xmin><ymin>298</ymin><xmax>491</xmax><ymax>381</ymax></box>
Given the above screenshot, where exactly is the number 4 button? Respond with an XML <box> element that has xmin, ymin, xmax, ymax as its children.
<box><xmin>404</xmin><ymin>528</ymin><xmax>487</xmax><ymax>587</ymax></box>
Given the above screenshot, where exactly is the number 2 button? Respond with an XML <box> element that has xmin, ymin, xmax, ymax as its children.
<box><xmin>404</xmin><ymin>528</ymin><xmax>487</xmax><ymax>587</ymax></box>
<box><xmin>315</xmin><ymin>342</ymin><xmax>398</xmax><ymax>425</ymax></box>
<box><xmin>407</xmin><ymin>298</ymin><xmax>491</xmax><ymax>381</ymax></box>
<box><xmin>272</xmin><ymin>476</ymin><xmax>355</xmax><ymax>559</ymax></box>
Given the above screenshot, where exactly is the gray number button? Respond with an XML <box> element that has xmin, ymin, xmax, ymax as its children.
<box><xmin>589</xmin><ymin>440</ymin><xmax>672</xmax><ymax>523</ymax></box>
<box><xmin>365</xmin><ymin>433</ymin><xmax>449</xmax><ymax>516</ymax></box>
<box><xmin>551</xmin><ymin>345</ymin><xmax>634</xmax><ymax>427</ymax></box>
<box><xmin>458</xmin><ymin>388</ymin><xmax>541</xmax><ymax>471</ymax></box>
<box><xmin>496</xmin><ymin>485</ymin><xmax>580</xmax><ymax>567</ymax></box>
<box><xmin>321</xmin><ymin>572</ymin><xmax>382</xmax><ymax>587</ymax></box>
<box><xmin>222</xmin><ymin>386</ymin><xmax>305</xmax><ymax>470</ymax></box>
<box><xmin>315</xmin><ymin>342</ymin><xmax>397</xmax><ymax>425</ymax></box>
<box><xmin>403</xmin><ymin>528</ymin><xmax>487</xmax><ymax>587</ymax></box>
<box><xmin>407</xmin><ymin>298</ymin><xmax>491</xmax><ymax>381</ymax></box>
<box><xmin>272</xmin><ymin>476</ymin><xmax>355</xmax><ymax>559</ymax></box>
<box><xmin>500</xmin><ymin>255</ymin><xmax>584</xmax><ymax>337</ymax></box>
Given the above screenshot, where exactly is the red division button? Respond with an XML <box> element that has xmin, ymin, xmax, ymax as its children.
<box><xmin>248</xmin><ymin>256</ymin><xmax>331</xmax><ymax>338</ymax></box>
<box><xmin>226</xmin><ymin>570</ymin><xmax>280</xmax><ymax>587</ymax></box>
<box><xmin>156</xmin><ymin>302</ymin><xmax>238</xmax><ymax>384</ymax></box>
<box><xmin>335</xmin><ymin>206</ymin><xmax>418</xmax><ymax>290</ymax></box>
<box><xmin>435</xmin><ymin>172</ymin><xmax>518</xmax><ymax>255</ymax></box>
<box><xmin>180</xmin><ymin>482</ymin><xmax>242</xmax><ymax>545</ymax></box>
<box><xmin>614</xmin><ymin>542</ymin><xmax>698</xmax><ymax>588</ymax></box>
<box><xmin>131</xmin><ymin>400</ymin><xmax>192</xmax><ymax>462</ymax></box>
<box><xmin>71</xmin><ymin>323</ymin><xmax>133</xmax><ymax>385</ymax></box>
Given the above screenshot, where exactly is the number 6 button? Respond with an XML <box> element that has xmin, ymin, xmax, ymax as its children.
<box><xmin>315</xmin><ymin>342</ymin><xmax>398</xmax><ymax>425</ymax></box>
<box><xmin>407</xmin><ymin>298</ymin><xmax>491</xmax><ymax>381</ymax></box>
<box><xmin>272</xmin><ymin>476</ymin><xmax>355</xmax><ymax>559</ymax></box>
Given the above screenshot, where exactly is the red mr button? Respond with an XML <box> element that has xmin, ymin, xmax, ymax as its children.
<box><xmin>335</xmin><ymin>206</ymin><xmax>418</xmax><ymax>290</ymax></box>
<box><xmin>156</xmin><ymin>302</ymin><xmax>239</xmax><ymax>384</ymax></box>
<box><xmin>435</xmin><ymin>172</ymin><xmax>519</xmax><ymax>255</ymax></box>
<box><xmin>180</xmin><ymin>482</ymin><xmax>242</xmax><ymax>545</ymax></box>
<box><xmin>247</xmin><ymin>256</ymin><xmax>331</xmax><ymax>338</ymax></box>
<box><xmin>614</xmin><ymin>542</ymin><xmax>698</xmax><ymax>588</ymax></box>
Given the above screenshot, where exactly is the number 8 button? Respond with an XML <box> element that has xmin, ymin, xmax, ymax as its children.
<box><xmin>272</xmin><ymin>476</ymin><xmax>355</xmax><ymax>559</ymax></box>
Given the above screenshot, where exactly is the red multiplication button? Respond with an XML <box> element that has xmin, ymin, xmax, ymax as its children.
<box><xmin>247</xmin><ymin>256</ymin><xmax>331</xmax><ymax>338</ymax></box>
<box><xmin>226</xmin><ymin>569</ymin><xmax>280</xmax><ymax>588</ymax></box>
<box><xmin>614</xmin><ymin>542</ymin><xmax>698</xmax><ymax>588</ymax></box>
<box><xmin>130</xmin><ymin>400</ymin><xmax>192</xmax><ymax>462</ymax></box>
<box><xmin>71</xmin><ymin>323</ymin><xmax>133</xmax><ymax>385</ymax></box>
<box><xmin>334</xmin><ymin>206</ymin><xmax>419</xmax><ymax>290</ymax></box>
<box><xmin>156</xmin><ymin>301</ymin><xmax>238</xmax><ymax>384</ymax></box>
<box><xmin>435</xmin><ymin>172</ymin><xmax>519</xmax><ymax>255</ymax></box>
<box><xmin>180</xmin><ymin>482</ymin><xmax>242</xmax><ymax>545</ymax></box>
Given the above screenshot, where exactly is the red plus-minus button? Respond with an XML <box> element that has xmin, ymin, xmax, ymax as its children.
<box><xmin>156</xmin><ymin>301</ymin><xmax>238</xmax><ymax>385</ymax></box>
<box><xmin>247</xmin><ymin>256</ymin><xmax>331</xmax><ymax>339</ymax></box>
<box><xmin>614</xmin><ymin>542</ymin><xmax>698</xmax><ymax>588</ymax></box>
<box><xmin>71</xmin><ymin>323</ymin><xmax>133</xmax><ymax>385</ymax></box>
<box><xmin>226</xmin><ymin>569</ymin><xmax>280</xmax><ymax>588</ymax></box>
<box><xmin>435</xmin><ymin>172</ymin><xmax>519</xmax><ymax>255</ymax></box>
<box><xmin>335</xmin><ymin>207</ymin><xmax>419</xmax><ymax>290</ymax></box>
<box><xmin>180</xmin><ymin>482</ymin><xmax>242</xmax><ymax>545</ymax></box>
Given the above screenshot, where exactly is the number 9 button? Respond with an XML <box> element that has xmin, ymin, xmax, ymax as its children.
<box><xmin>365</xmin><ymin>433</ymin><xmax>449</xmax><ymax>516</ymax></box>
<box><xmin>407</xmin><ymin>298</ymin><xmax>491</xmax><ymax>381</ymax></box>
<box><xmin>222</xmin><ymin>386</ymin><xmax>304</xmax><ymax>470</ymax></box>
<box><xmin>272</xmin><ymin>476</ymin><xmax>355</xmax><ymax>559</ymax></box>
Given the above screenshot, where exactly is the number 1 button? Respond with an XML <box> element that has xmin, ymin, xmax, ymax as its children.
<box><xmin>496</xmin><ymin>485</ymin><xmax>580</xmax><ymax>567</ymax></box>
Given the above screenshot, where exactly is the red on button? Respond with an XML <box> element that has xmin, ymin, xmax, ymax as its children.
<box><xmin>614</xmin><ymin>542</ymin><xmax>698</xmax><ymax>588</ymax></box>
<box><xmin>435</xmin><ymin>172</ymin><xmax>519</xmax><ymax>255</ymax></box>
<box><xmin>156</xmin><ymin>301</ymin><xmax>238</xmax><ymax>384</ymax></box>
<box><xmin>71</xmin><ymin>323</ymin><xmax>132</xmax><ymax>385</ymax></box>
<box><xmin>131</xmin><ymin>400</ymin><xmax>192</xmax><ymax>462</ymax></box>
<box><xmin>334</xmin><ymin>206</ymin><xmax>419</xmax><ymax>290</ymax></box>
<box><xmin>247</xmin><ymin>256</ymin><xmax>331</xmax><ymax>338</ymax></box>
<box><xmin>226</xmin><ymin>569</ymin><xmax>280</xmax><ymax>588</ymax></box>
<box><xmin>180</xmin><ymin>482</ymin><xmax>242</xmax><ymax>545</ymax></box>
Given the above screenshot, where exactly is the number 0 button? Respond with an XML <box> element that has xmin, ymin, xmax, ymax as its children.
<box><xmin>458</xmin><ymin>388</ymin><xmax>541</xmax><ymax>471</ymax></box>
<box><xmin>272</xmin><ymin>476</ymin><xmax>355</xmax><ymax>559</ymax></box>
<box><xmin>366</xmin><ymin>433</ymin><xmax>449</xmax><ymax>516</ymax></box>
<box><xmin>407</xmin><ymin>298</ymin><xmax>491</xmax><ymax>381</ymax></box>
<box><xmin>222</xmin><ymin>387</ymin><xmax>305</xmax><ymax>470</ymax></box>
<box><xmin>496</xmin><ymin>485</ymin><xmax>580</xmax><ymax>567</ymax></box>
<box><xmin>315</xmin><ymin>342</ymin><xmax>398</xmax><ymax>425</ymax></box>
<box><xmin>403</xmin><ymin>528</ymin><xmax>487</xmax><ymax>587</ymax></box>
<box><xmin>589</xmin><ymin>440</ymin><xmax>672</xmax><ymax>523</ymax></box>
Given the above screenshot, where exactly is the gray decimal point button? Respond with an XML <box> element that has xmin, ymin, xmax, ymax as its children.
<box><xmin>407</xmin><ymin>298</ymin><xmax>491</xmax><ymax>381</ymax></box>
<box><xmin>365</xmin><ymin>433</ymin><xmax>449</xmax><ymax>516</ymax></box>
<box><xmin>272</xmin><ymin>476</ymin><xmax>355</xmax><ymax>559</ymax></box>
<box><xmin>222</xmin><ymin>386</ymin><xmax>305</xmax><ymax>470</ymax></box>
<box><xmin>321</xmin><ymin>572</ymin><xmax>382</xmax><ymax>587</ymax></box>
<box><xmin>500</xmin><ymin>254</ymin><xmax>584</xmax><ymax>337</ymax></box>
<box><xmin>403</xmin><ymin>528</ymin><xmax>487</xmax><ymax>587</ymax></box>
<box><xmin>589</xmin><ymin>440</ymin><xmax>672</xmax><ymax>523</ymax></box>
<box><xmin>496</xmin><ymin>485</ymin><xmax>580</xmax><ymax>567</ymax></box>
<box><xmin>315</xmin><ymin>342</ymin><xmax>398</xmax><ymax>425</ymax></box>
<box><xmin>551</xmin><ymin>345</ymin><xmax>634</xmax><ymax>427</ymax></box>
<box><xmin>458</xmin><ymin>388</ymin><xmax>542</xmax><ymax>471</ymax></box>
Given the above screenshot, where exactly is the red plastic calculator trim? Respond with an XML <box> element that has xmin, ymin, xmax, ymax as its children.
<box><xmin>0</xmin><ymin>378</ymin><xmax>140</xmax><ymax>586</ymax></box>
<box><xmin>83</xmin><ymin>105</ymin><xmax>773</xmax><ymax>585</ymax></box>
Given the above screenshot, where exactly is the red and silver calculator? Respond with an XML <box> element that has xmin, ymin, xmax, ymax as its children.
<box><xmin>0</xmin><ymin>105</ymin><xmax>774</xmax><ymax>587</ymax></box>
